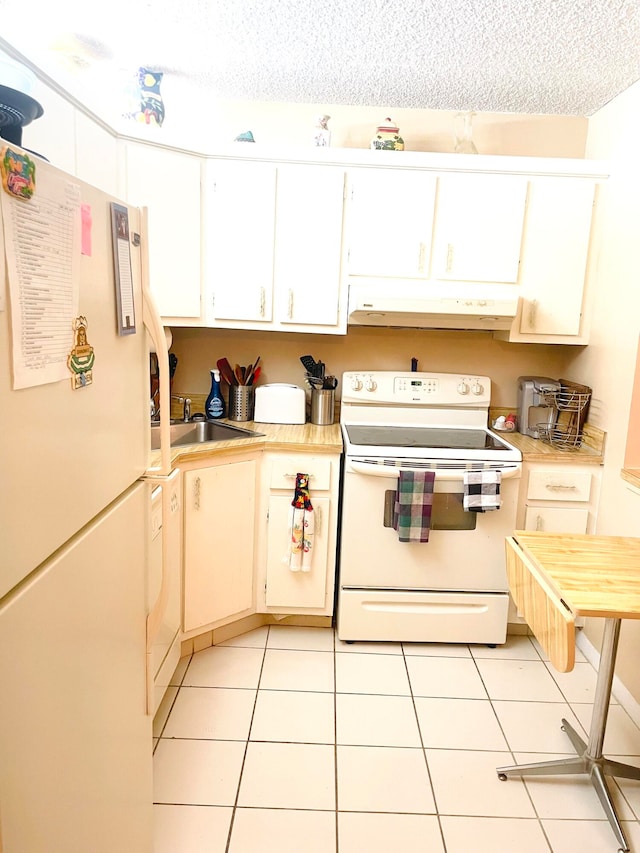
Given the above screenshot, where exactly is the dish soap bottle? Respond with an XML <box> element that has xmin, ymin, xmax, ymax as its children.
<box><xmin>205</xmin><ymin>369</ymin><xmax>225</xmax><ymax>419</ymax></box>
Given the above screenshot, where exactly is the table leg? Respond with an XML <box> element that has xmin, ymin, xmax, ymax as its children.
<box><xmin>497</xmin><ymin>619</ymin><xmax>638</xmax><ymax>853</ymax></box>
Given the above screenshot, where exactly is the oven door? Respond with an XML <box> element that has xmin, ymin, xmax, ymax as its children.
<box><xmin>338</xmin><ymin>457</ymin><xmax>521</xmax><ymax>592</ymax></box>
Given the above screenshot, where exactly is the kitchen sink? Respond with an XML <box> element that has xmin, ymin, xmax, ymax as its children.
<box><xmin>151</xmin><ymin>420</ymin><xmax>264</xmax><ymax>450</ymax></box>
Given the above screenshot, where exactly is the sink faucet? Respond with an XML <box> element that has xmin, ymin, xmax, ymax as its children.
<box><xmin>171</xmin><ymin>394</ymin><xmax>192</xmax><ymax>422</ymax></box>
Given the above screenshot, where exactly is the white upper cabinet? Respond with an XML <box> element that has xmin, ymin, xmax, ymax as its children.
<box><xmin>203</xmin><ymin>160</ymin><xmax>348</xmax><ymax>334</ymax></box>
<box><xmin>74</xmin><ymin>113</ymin><xmax>118</xmax><ymax>196</ymax></box>
<box><xmin>204</xmin><ymin>159</ymin><xmax>277</xmax><ymax>325</ymax></box>
<box><xmin>24</xmin><ymin>83</ymin><xmax>76</xmax><ymax>175</ymax></box>
<box><xmin>273</xmin><ymin>165</ymin><xmax>346</xmax><ymax>330</ymax></box>
<box><xmin>124</xmin><ymin>142</ymin><xmax>202</xmax><ymax>321</ymax></box>
<box><xmin>346</xmin><ymin>169</ymin><xmax>437</xmax><ymax>278</ymax></box>
<box><xmin>505</xmin><ymin>177</ymin><xmax>598</xmax><ymax>342</ymax></box>
<box><xmin>430</xmin><ymin>173</ymin><xmax>528</xmax><ymax>283</ymax></box>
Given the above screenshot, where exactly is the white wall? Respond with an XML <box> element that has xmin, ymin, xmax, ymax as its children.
<box><xmin>567</xmin><ymin>79</ymin><xmax>640</xmax><ymax>699</ymax></box>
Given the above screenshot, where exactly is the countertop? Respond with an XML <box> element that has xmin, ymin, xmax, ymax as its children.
<box><xmin>490</xmin><ymin>409</ymin><xmax>605</xmax><ymax>465</ymax></box>
<box><xmin>149</xmin><ymin>419</ymin><xmax>343</xmax><ymax>468</ymax></box>
<box><xmin>149</xmin><ymin>417</ymin><xmax>604</xmax><ymax>469</ymax></box>
<box><xmin>499</xmin><ymin>430</ymin><xmax>604</xmax><ymax>464</ymax></box>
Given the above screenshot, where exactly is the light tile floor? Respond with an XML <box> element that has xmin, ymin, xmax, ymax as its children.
<box><xmin>153</xmin><ymin>626</ymin><xmax>640</xmax><ymax>852</ymax></box>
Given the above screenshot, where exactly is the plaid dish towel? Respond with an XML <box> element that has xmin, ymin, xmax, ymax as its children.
<box><xmin>463</xmin><ymin>469</ymin><xmax>502</xmax><ymax>512</ymax></box>
<box><xmin>393</xmin><ymin>470</ymin><xmax>436</xmax><ymax>542</ymax></box>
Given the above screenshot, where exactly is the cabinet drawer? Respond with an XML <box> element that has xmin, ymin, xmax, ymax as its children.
<box><xmin>269</xmin><ymin>456</ymin><xmax>332</xmax><ymax>491</ymax></box>
<box><xmin>524</xmin><ymin>505</ymin><xmax>589</xmax><ymax>533</ymax></box>
<box><xmin>527</xmin><ymin>469</ymin><xmax>591</xmax><ymax>502</ymax></box>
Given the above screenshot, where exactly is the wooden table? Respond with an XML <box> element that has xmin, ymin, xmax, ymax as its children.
<box><xmin>498</xmin><ymin>532</ymin><xmax>640</xmax><ymax>853</ymax></box>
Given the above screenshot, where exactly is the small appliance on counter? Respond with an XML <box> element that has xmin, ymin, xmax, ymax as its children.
<box><xmin>254</xmin><ymin>383</ymin><xmax>306</xmax><ymax>424</ymax></box>
<box><xmin>517</xmin><ymin>376</ymin><xmax>592</xmax><ymax>448</ymax></box>
<box><xmin>517</xmin><ymin>376</ymin><xmax>561</xmax><ymax>439</ymax></box>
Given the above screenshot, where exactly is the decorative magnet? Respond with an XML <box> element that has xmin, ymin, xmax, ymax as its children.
<box><xmin>67</xmin><ymin>316</ymin><xmax>95</xmax><ymax>389</ymax></box>
<box><xmin>0</xmin><ymin>146</ymin><xmax>36</xmax><ymax>199</ymax></box>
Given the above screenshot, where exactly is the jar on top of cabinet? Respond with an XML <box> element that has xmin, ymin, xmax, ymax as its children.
<box><xmin>370</xmin><ymin>117</ymin><xmax>404</xmax><ymax>150</ymax></box>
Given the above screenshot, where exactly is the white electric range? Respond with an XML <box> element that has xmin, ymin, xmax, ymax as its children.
<box><xmin>337</xmin><ymin>371</ymin><xmax>522</xmax><ymax>645</ymax></box>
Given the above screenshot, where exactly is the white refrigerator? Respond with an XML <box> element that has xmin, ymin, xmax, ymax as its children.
<box><xmin>0</xmin><ymin>153</ymin><xmax>170</xmax><ymax>851</ymax></box>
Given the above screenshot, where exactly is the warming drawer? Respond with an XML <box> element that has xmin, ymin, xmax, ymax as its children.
<box><xmin>337</xmin><ymin>588</ymin><xmax>509</xmax><ymax>645</ymax></box>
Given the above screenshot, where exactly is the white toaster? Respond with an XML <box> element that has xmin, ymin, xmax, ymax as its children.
<box><xmin>254</xmin><ymin>384</ymin><xmax>306</xmax><ymax>424</ymax></box>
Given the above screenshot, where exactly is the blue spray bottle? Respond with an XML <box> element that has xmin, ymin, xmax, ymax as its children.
<box><xmin>205</xmin><ymin>369</ymin><xmax>225</xmax><ymax>419</ymax></box>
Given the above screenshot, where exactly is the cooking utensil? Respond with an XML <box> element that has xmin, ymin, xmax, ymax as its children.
<box><xmin>245</xmin><ymin>355</ymin><xmax>261</xmax><ymax>386</ymax></box>
<box><xmin>169</xmin><ymin>353</ymin><xmax>178</xmax><ymax>378</ymax></box>
<box><xmin>300</xmin><ymin>355</ymin><xmax>318</xmax><ymax>375</ymax></box>
<box><xmin>249</xmin><ymin>365</ymin><xmax>261</xmax><ymax>385</ymax></box>
<box><xmin>216</xmin><ymin>358</ymin><xmax>236</xmax><ymax>386</ymax></box>
<box><xmin>234</xmin><ymin>363</ymin><xmax>245</xmax><ymax>385</ymax></box>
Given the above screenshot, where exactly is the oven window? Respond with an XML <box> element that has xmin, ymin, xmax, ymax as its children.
<box><xmin>346</xmin><ymin>425</ymin><xmax>506</xmax><ymax>451</ymax></box>
<box><xmin>383</xmin><ymin>490</ymin><xmax>477</xmax><ymax>530</ymax></box>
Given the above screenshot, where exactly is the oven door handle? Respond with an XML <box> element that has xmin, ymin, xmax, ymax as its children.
<box><xmin>347</xmin><ymin>460</ymin><xmax>522</xmax><ymax>481</ymax></box>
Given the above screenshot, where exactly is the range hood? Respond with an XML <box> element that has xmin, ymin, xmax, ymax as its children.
<box><xmin>347</xmin><ymin>282</ymin><xmax>519</xmax><ymax>331</ymax></box>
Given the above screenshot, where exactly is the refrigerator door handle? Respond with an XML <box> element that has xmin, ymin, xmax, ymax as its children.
<box><xmin>140</xmin><ymin>205</ymin><xmax>172</xmax><ymax>477</ymax></box>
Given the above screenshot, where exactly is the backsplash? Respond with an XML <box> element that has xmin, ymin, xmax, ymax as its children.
<box><xmin>168</xmin><ymin>325</ymin><xmax>579</xmax><ymax>409</ymax></box>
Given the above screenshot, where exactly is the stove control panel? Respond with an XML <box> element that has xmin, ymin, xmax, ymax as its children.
<box><xmin>342</xmin><ymin>371</ymin><xmax>491</xmax><ymax>407</ymax></box>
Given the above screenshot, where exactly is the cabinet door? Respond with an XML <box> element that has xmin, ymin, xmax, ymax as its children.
<box><xmin>183</xmin><ymin>461</ymin><xmax>256</xmax><ymax>632</ymax></box>
<box><xmin>265</xmin><ymin>495</ymin><xmax>330</xmax><ymax>609</ymax></box>
<box><xmin>74</xmin><ymin>113</ymin><xmax>118</xmax><ymax>196</ymax></box>
<box><xmin>125</xmin><ymin>143</ymin><xmax>202</xmax><ymax>320</ymax></box>
<box><xmin>346</xmin><ymin>169</ymin><xmax>437</xmax><ymax>278</ymax></box>
<box><xmin>25</xmin><ymin>82</ymin><xmax>76</xmax><ymax>175</ymax></box>
<box><xmin>204</xmin><ymin>160</ymin><xmax>276</xmax><ymax>324</ymax></box>
<box><xmin>516</xmin><ymin>178</ymin><xmax>597</xmax><ymax>339</ymax></box>
<box><xmin>524</xmin><ymin>505</ymin><xmax>589</xmax><ymax>533</ymax></box>
<box><xmin>273</xmin><ymin>165</ymin><xmax>346</xmax><ymax>328</ymax></box>
<box><xmin>431</xmin><ymin>174</ymin><xmax>528</xmax><ymax>282</ymax></box>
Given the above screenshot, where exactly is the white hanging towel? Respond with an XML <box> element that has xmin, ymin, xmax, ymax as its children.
<box><xmin>288</xmin><ymin>473</ymin><xmax>314</xmax><ymax>572</ymax></box>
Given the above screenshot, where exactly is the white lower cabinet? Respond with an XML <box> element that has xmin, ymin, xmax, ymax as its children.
<box><xmin>517</xmin><ymin>462</ymin><xmax>602</xmax><ymax>534</ymax></box>
<box><xmin>257</xmin><ymin>452</ymin><xmax>341</xmax><ymax>616</ymax></box>
<box><xmin>182</xmin><ymin>454</ymin><xmax>259</xmax><ymax>633</ymax></box>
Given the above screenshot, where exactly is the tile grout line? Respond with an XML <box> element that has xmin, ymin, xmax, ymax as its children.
<box><xmin>153</xmin><ymin>653</ymin><xmax>195</xmax><ymax>754</ymax></box>
<box><xmin>224</xmin><ymin>627</ymin><xmax>271</xmax><ymax>853</ymax></box>
<box><xmin>401</xmin><ymin>641</ymin><xmax>449</xmax><ymax>853</ymax></box>
<box><xmin>473</xmin><ymin>638</ymin><xmax>555</xmax><ymax>851</ymax></box>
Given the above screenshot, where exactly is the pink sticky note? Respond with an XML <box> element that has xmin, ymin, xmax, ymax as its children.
<box><xmin>81</xmin><ymin>204</ymin><xmax>92</xmax><ymax>256</ymax></box>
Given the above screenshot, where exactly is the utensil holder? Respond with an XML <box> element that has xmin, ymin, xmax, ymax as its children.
<box><xmin>310</xmin><ymin>388</ymin><xmax>335</xmax><ymax>425</ymax></box>
<box><xmin>228</xmin><ymin>385</ymin><xmax>255</xmax><ymax>421</ymax></box>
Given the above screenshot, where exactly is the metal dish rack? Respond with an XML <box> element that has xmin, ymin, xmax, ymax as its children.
<box><xmin>536</xmin><ymin>382</ymin><xmax>592</xmax><ymax>450</ymax></box>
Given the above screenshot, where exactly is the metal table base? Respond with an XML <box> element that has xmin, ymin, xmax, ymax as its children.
<box><xmin>497</xmin><ymin>619</ymin><xmax>640</xmax><ymax>853</ymax></box>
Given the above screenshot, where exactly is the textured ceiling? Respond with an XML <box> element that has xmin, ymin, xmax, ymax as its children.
<box><xmin>0</xmin><ymin>0</ymin><xmax>639</xmax><ymax>116</ymax></box>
